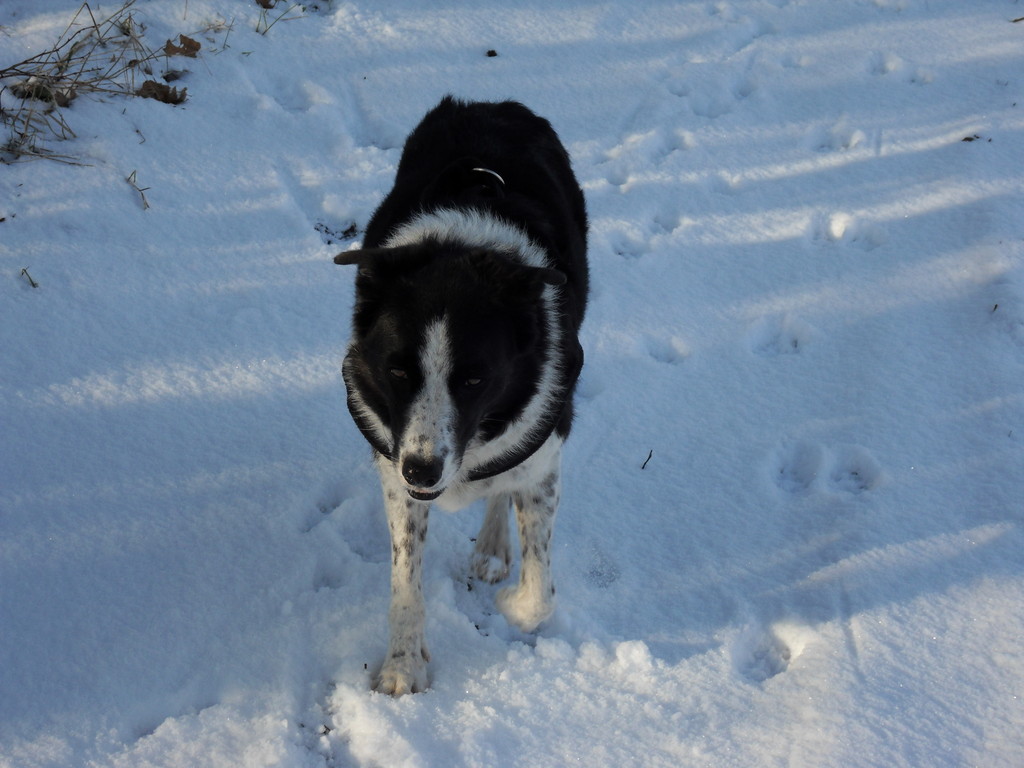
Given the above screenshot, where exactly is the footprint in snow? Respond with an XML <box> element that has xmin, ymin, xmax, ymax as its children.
<box><xmin>262</xmin><ymin>76</ymin><xmax>335</xmax><ymax>114</ymax></box>
<box><xmin>808</xmin><ymin>212</ymin><xmax>888</xmax><ymax>251</ymax></box>
<box><xmin>646</xmin><ymin>334</ymin><xmax>691</xmax><ymax>365</ymax></box>
<box><xmin>584</xmin><ymin>544</ymin><xmax>621</xmax><ymax>589</ymax></box>
<box><xmin>706</xmin><ymin>172</ymin><xmax>745</xmax><ymax>196</ymax></box>
<box><xmin>867</xmin><ymin>51</ymin><xmax>934</xmax><ymax>85</ymax></box>
<box><xmin>829</xmin><ymin>445</ymin><xmax>884</xmax><ymax>494</ymax></box>
<box><xmin>868</xmin><ymin>51</ymin><xmax>904</xmax><ymax>76</ymax></box>
<box><xmin>905</xmin><ymin>67</ymin><xmax>935</xmax><ymax>86</ymax></box>
<box><xmin>687</xmin><ymin>79</ymin><xmax>737</xmax><ymax>120</ymax></box>
<box><xmin>574</xmin><ymin>370</ymin><xmax>605</xmax><ymax>400</ymax></box>
<box><xmin>664</xmin><ymin>68</ymin><xmax>757</xmax><ymax>120</ymax></box>
<box><xmin>304</xmin><ymin>481</ymin><xmax>389</xmax><ymax>565</ymax></box>
<box><xmin>731</xmin><ymin>623</ymin><xmax>799</xmax><ymax>684</ymax></box>
<box><xmin>773</xmin><ymin>441</ymin><xmax>825</xmax><ymax>494</ymax></box>
<box><xmin>601</xmin><ymin>126</ymin><xmax>693</xmax><ymax>188</ymax></box>
<box><xmin>748</xmin><ymin>314</ymin><xmax>815</xmax><ymax>357</ymax></box>
<box><xmin>302</xmin><ymin>479</ymin><xmax>348</xmax><ymax>532</ymax></box>
<box><xmin>773</xmin><ymin>442</ymin><xmax>883</xmax><ymax>496</ymax></box>
<box><xmin>608</xmin><ymin>228</ymin><xmax>650</xmax><ymax>260</ymax></box>
<box><xmin>806</xmin><ymin>118</ymin><xmax>871</xmax><ymax>154</ymax></box>
<box><xmin>653</xmin><ymin>207</ymin><xmax>684</xmax><ymax>234</ymax></box>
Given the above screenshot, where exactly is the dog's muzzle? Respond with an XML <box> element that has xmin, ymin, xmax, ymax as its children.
<box><xmin>401</xmin><ymin>456</ymin><xmax>446</xmax><ymax>501</ymax></box>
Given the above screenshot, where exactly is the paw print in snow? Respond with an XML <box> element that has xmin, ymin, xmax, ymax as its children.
<box><xmin>732</xmin><ymin>623</ymin><xmax>810</xmax><ymax>684</ymax></box>
<box><xmin>773</xmin><ymin>441</ymin><xmax>825</xmax><ymax>493</ymax></box>
<box><xmin>809</xmin><ymin>212</ymin><xmax>888</xmax><ymax>251</ymax></box>
<box><xmin>807</xmin><ymin>118</ymin><xmax>868</xmax><ymax>153</ymax></box>
<box><xmin>772</xmin><ymin>442</ymin><xmax>883</xmax><ymax>496</ymax></box>
<box><xmin>646</xmin><ymin>334</ymin><xmax>691</xmax><ymax>365</ymax></box>
<box><xmin>748</xmin><ymin>314</ymin><xmax>816</xmax><ymax>357</ymax></box>
<box><xmin>829</xmin><ymin>445</ymin><xmax>883</xmax><ymax>494</ymax></box>
<box><xmin>867</xmin><ymin>51</ymin><xmax>932</xmax><ymax>85</ymax></box>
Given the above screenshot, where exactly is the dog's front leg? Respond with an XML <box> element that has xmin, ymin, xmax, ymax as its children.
<box><xmin>496</xmin><ymin>463</ymin><xmax>560</xmax><ymax>632</ymax></box>
<box><xmin>375</xmin><ymin>464</ymin><xmax>431</xmax><ymax>695</ymax></box>
<box><xmin>471</xmin><ymin>493</ymin><xmax>512</xmax><ymax>583</ymax></box>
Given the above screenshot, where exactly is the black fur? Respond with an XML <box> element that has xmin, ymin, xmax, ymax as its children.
<box><xmin>336</xmin><ymin>96</ymin><xmax>588</xmax><ymax>481</ymax></box>
<box><xmin>364</xmin><ymin>96</ymin><xmax>589</xmax><ymax>318</ymax></box>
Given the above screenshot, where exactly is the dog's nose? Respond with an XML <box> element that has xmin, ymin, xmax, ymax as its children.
<box><xmin>401</xmin><ymin>456</ymin><xmax>444</xmax><ymax>489</ymax></box>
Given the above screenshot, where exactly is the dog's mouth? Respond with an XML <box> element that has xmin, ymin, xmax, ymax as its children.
<box><xmin>407</xmin><ymin>487</ymin><xmax>443</xmax><ymax>502</ymax></box>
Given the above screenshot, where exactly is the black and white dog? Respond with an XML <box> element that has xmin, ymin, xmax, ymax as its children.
<box><xmin>334</xmin><ymin>97</ymin><xmax>588</xmax><ymax>695</ymax></box>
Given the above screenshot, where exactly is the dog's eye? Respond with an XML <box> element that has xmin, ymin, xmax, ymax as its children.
<box><xmin>463</xmin><ymin>377</ymin><xmax>483</xmax><ymax>387</ymax></box>
<box><xmin>389</xmin><ymin>368</ymin><xmax>409</xmax><ymax>380</ymax></box>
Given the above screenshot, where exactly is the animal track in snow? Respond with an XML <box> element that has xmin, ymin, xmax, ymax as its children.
<box><xmin>262</xmin><ymin>76</ymin><xmax>336</xmax><ymax>114</ymax></box>
<box><xmin>747</xmin><ymin>314</ymin><xmax>815</xmax><ymax>357</ymax></box>
<box><xmin>868</xmin><ymin>51</ymin><xmax>904</xmax><ymax>76</ymax></box>
<box><xmin>584</xmin><ymin>544</ymin><xmax>621</xmax><ymax>589</ymax></box>
<box><xmin>829</xmin><ymin>446</ymin><xmax>884</xmax><ymax>495</ymax></box>
<box><xmin>808</xmin><ymin>212</ymin><xmax>888</xmax><ymax>251</ymax></box>
<box><xmin>608</xmin><ymin>226</ymin><xmax>651</xmax><ymax>260</ymax></box>
<box><xmin>687</xmin><ymin>78</ymin><xmax>737</xmax><ymax>120</ymax></box>
<box><xmin>807</xmin><ymin>118</ymin><xmax>869</xmax><ymax>153</ymax></box>
<box><xmin>706</xmin><ymin>172</ymin><xmax>745</xmax><ymax>196</ymax></box>
<box><xmin>867</xmin><ymin>51</ymin><xmax>934</xmax><ymax>85</ymax></box>
<box><xmin>773</xmin><ymin>442</ymin><xmax>883</xmax><ymax>496</ymax></box>
<box><xmin>645</xmin><ymin>334</ymin><xmax>691</xmax><ymax>365</ymax></box>
<box><xmin>653</xmin><ymin>208</ymin><xmax>682</xmax><ymax>234</ymax></box>
<box><xmin>574</xmin><ymin>369</ymin><xmax>605</xmax><ymax>401</ymax></box>
<box><xmin>301</xmin><ymin>480</ymin><xmax>347</xmax><ymax>532</ymax></box>
<box><xmin>731</xmin><ymin>623</ymin><xmax>806</xmax><ymax>684</ymax></box>
<box><xmin>773</xmin><ymin>441</ymin><xmax>825</xmax><ymax>493</ymax></box>
<box><xmin>905</xmin><ymin>67</ymin><xmax>934</xmax><ymax>86</ymax></box>
<box><xmin>601</xmin><ymin>126</ymin><xmax>694</xmax><ymax>188</ymax></box>
<box><xmin>664</xmin><ymin>65</ymin><xmax>758</xmax><ymax>120</ymax></box>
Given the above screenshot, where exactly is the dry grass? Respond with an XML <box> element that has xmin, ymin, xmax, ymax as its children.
<box><xmin>0</xmin><ymin>0</ymin><xmax>306</xmax><ymax>164</ymax></box>
<box><xmin>0</xmin><ymin>1</ymin><xmax>185</xmax><ymax>163</ymax></box>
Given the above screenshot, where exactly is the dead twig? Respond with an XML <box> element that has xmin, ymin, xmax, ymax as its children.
<box><xmin>255</xmin><ymin>1</ymin><xmax>304</xmax><ymax>35</ymax></box>
<box><xmin>125</xmin><ymin>169</ymin><xmax>150</xmax><ymax>209</ymax></box>
<box><xmin>641</xmin><ymin>450</ymin><xmax>654</xmax><ymax>470</ymax></box>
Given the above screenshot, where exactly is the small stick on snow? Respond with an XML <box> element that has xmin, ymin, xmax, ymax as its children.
<box><xmin>126</xmin><ymin>170</ymin><xmax>150</xmax><ymax>209</ymax></box>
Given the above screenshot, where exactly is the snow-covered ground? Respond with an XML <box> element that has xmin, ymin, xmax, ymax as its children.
<box><xmin>2</xmin><ymin>0</ymin><xmax>1023</xmax><ymax>765</ymax></box>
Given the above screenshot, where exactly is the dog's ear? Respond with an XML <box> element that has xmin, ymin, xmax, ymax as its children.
<box><xmin>334</xmin><ymin>245</ymin><xmax>424</xmax><ymax>274</ymax></box>
<box><xmin>334</xmin><ymin>245</ymin><xmax>437</xmax><ymax>299</ymax></box>
<box><xmin>466</xmin><ymin>250</ymin><xmax>566</xmax><ymax>303</ymax></box>
<box><xmin>333</xmin><ymin>248</ymin><xmax>373</xmax><ymax>267</ymax></box>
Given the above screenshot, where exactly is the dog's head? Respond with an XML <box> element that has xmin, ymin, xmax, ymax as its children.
<box><xmin>336</xmin><ymin>241</ymin><xmax>565</xmax><ymax>500</ymax></box>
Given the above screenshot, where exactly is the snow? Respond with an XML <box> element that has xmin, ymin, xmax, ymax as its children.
<box><xmin>2</xmin><ymin>0</ymin><xmax>1022</xmax><ymax>765</ymax></box>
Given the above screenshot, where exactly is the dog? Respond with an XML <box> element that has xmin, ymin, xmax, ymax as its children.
<box><xmin>334</xmin><ymin>96</ymin><xmax>588</xmax><ymax>695</ymax></box>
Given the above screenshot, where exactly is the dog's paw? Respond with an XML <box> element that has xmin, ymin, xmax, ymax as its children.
<box><xmin>471</xmin><ymin>551</ymin><xmax>510</xmax><ymax>584</ymax></box>
<box><xmin>496</xmin><ymin>585</ymin><xmax>555</xmax><ymax>633</ymax></box>
<box><xmin>373</xmin><ymin>647</ymin><xmax>430</xmax><ymax>696</ymax></box>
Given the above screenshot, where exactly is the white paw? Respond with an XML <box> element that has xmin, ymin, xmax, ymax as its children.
<box><xmin>373</xmin><ymin>646</ymin><xmax>430</xmax><ymax>696</ymax></box>
<box><xmin>471</xmin><ymin>551</ymin><xmax>510</xmax><ymax>583</ymax></box>
<box><xmin>496</xmin><ymin>585</ymin><xmax>555</xmax><ymax>633</ymax></box>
